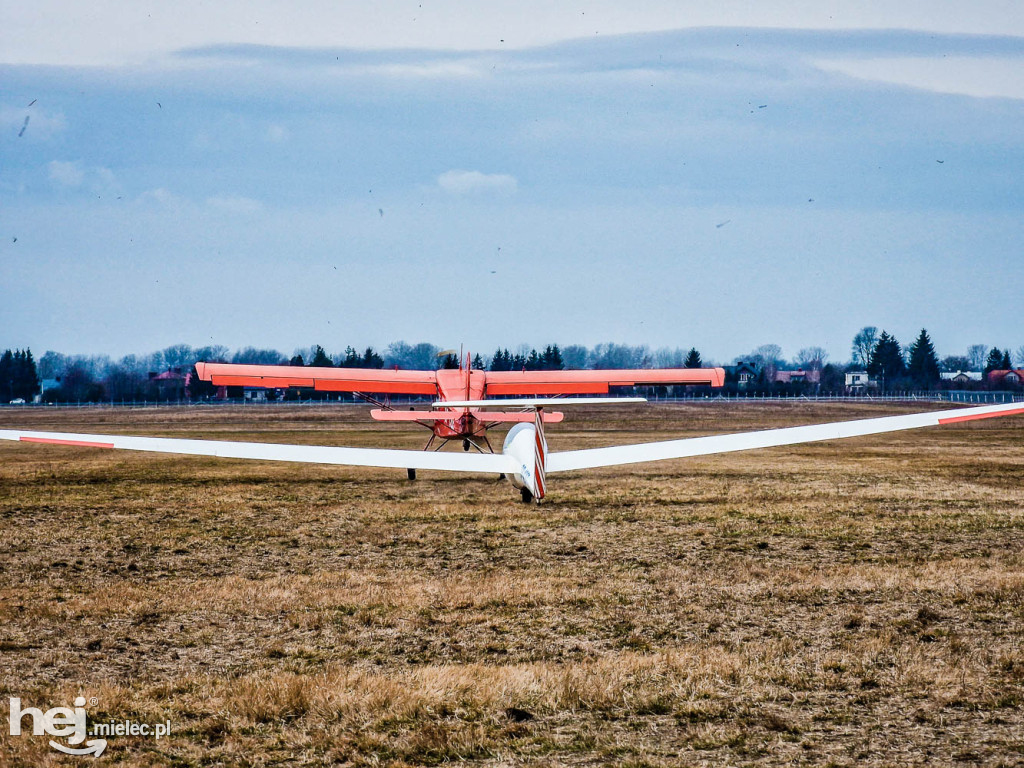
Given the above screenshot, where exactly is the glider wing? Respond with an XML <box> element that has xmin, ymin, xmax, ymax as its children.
<box><xmin>546</xmin><ymin>401</ymin><xmax>1024</xmax><ymax>473</ymax></box>
<box><xmin>0</xmin><ymin>429</ymin><xmax>515</xmax><ymax>473</ymax></box>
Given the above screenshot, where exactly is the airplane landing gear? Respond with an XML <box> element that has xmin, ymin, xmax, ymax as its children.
<box><xmin>462</xmin><ymin>439</ymin><xmax>471</xmax><ymax>451</ymax></box>
<box><xmin>520</xmin><ymin>487</ymin><xmax>533</xmax><ymax>504</ymax></box>
<box><xmin>407</xmin><ymin>468</ymin><xmax>416</xmax><ymax>481</ymax></box>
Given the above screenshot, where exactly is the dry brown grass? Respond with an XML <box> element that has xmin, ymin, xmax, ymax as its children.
<box><xmin>1</xmin><ymin>402</ymin><xmax>1022</xmax><ymax>766</ymax></box>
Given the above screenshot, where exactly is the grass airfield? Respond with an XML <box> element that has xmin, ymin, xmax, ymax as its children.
<box><xmin>1</xmin><ymin>402</ymin><xmax>1022</xmax><ymax>767</ymax></box>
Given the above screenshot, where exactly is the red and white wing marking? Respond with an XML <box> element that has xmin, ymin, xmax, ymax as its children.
<box><xmin>0</xmin><ymin>429</ymin><xmax>515</xmax><ymax>474</ymax></box>
<box><xmin>546</xmin><ymin>401</ymin><xmax>1024</xmax><ymax>473</ymax></box>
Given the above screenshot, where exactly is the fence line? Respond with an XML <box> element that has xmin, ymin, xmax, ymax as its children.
<box><xmin>5</xmin><ymin>390</ymin><xmax>1022</xmax><ymax>410</ymax></box>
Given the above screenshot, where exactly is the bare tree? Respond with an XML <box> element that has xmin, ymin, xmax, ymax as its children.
<box><xmin>409</xmin><ymin>343</ymin><xmax>442</xmax><ymax>370</ymax></box>
<box><xmin>561</xmin><ymin>345</ymin><xmax>588</xmax><ymax>370</ymax></box>
<box><xmin>750</xmin><ymin>344</ymin><xmax>782</xmax><ymax>364</ymax></box>
<box><xmin>161</xmin><ymin>344</ymin><xmax>195</xmax><ymax>369</ymax></box>
<box><xmin>1015</xmin><ymin>345</ymin><xmax>1024</xmax><ymax>368</ymax></box>
<box><xmin>795</xmin><ymin>347</ymin><xmax>828</xmax><ymax>371</ymax></box>
<box><xmin>653</xmin><ymin>347</ymin><xmax>685</xmax><ymax>368</ymax></box>
<box><xmin>590</xmin><ymin>343</ymin><xmax>648</xmax><ymax>369</ymax></box>
<box><xmin>941</xmin><ymin>356</ymin><xmax>970</xmax><ymax>372</ymax></box>
<box><xmin>851</xmin><ymin>327</ymin><xmax>878</xmax><ymax>368</ymax></box>
<box><xmin>194</xmin><ymin>345</ymin><xmax>230</xmax><ymax>363</ymax></box>
<box><xmin>966</xmin><ymin>344</ymin><xmax>989</xmax><ymax>371</ymax></box>
<box><xmin>231</xmin><ymin>347</ymin><xmax>286</xmax><ymax>365</ymax></box>
<box><xmin>37</xmin><ymin>350</ymin><xmax>68</xmax><ymax>379</ymax></box>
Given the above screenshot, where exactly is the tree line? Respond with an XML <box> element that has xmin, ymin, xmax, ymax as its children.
<box><xmin>4</xmin><ymin>331</ymin><xmax>1022</xmax><ymax>403</ymax></box>
<box><xmin>851</xmin><ymin>327</ymin><xmax>1020</xmax><ymax>389</ymax></box>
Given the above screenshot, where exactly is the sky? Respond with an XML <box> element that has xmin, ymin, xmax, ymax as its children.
<box><xmin>2</xmin><ymin>1</ymin><xmax>1023</xmax><ymax>365</ymax></box>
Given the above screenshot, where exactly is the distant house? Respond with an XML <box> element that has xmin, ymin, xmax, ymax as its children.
<box><xmin>940</xmin><ymin>370</ymin><xmax>983</xmax><ymax>385</ymax></box>
<box><xmin>845</xmin><ymin>371</ymin><xmax>876</xmax><ymax>390</ymax></box>
<box><xmin>725</xmin><ymin>362</ymin><xmax>759</xmax><ymax>390</ymax></box>
<box><xmin>988</xmin><ymin>369</ymin><xmax>1024</xmax><ymax>387</ymax></box>
<box><xmin>772</xmin><ymin>369</ymin><xmax>821</xmax><ymax>385</ymax></box>
<box><xmin>149</xmin><ymin>368</ymin><xmax>186</xmax><ymax>399</ymax></box>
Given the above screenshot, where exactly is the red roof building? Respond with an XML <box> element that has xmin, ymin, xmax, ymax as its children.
<box><xmin>987</xmin><ymin>370</ymin><xmax>1024</xmax><ymax>387</ymax></box>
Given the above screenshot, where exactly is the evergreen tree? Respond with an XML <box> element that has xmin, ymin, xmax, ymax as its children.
<box><xmin>524</xmin><ymin>349</ymin><xmax>541</xmax><ymax>371</ymax></box>
<box><xmin>471</xmin><ymin>353</ymin><xmax>485</xmax><ymax>370</ymax></box>
<box><xmin>14</xmin><ymin>349</ymin><xmax>39</xmax><ymax>400</ymax></box>
<box><xmin>26</xmin><ymin>349</ymin><xmax>40</xmax><ymax>398</ymax></box>
<box><xmin>540</xmin><ymin>344</ymin><xmax>564</xmax><ymax>370</ymax></box>
<box><xmin>984</xmin><ymin>348</ymin><xmax>1004</xmax><ymax>374</ymax></box>
<box><xmin>309</xmin><ymin>345</ymin><xmax>333</xmax><ymax>367</ymax></box>
<box><xmin>440</xmin><ymin>353</ymin><xmax>459</xmax><ymax>369</ymax></box>
<box><xmin>490</xmin><ymin>349</ymin><xmax>512</xmax><ymax>371</ymax></box>
<box><xmin>907</xmin><ymin>329</ymin><xmax>940</xmax><ymax>388</ymax></box>
<box><xmin>0</xmin><ymin>350</ymin><xmax>13</xmax><ymax>401</ymax></box>
<box><xmin>684</xmin><ymin>348</ymin><xmax>702</xmax><ymax>368</ymax></box>
<box><xmin>1001</xmin><ymin>350</ymin><xmax>1012</xmax><ymax>370</ymax></box>
<box><xmin>289</xmin><ymin>354</ymin><xmax>305</xmax><ymax>366</ymax></box>
<box><xmin>362</xmin><ymin>347</ymin><xmax>384</xmax><ymax>368</ymax></box>
<box><xmin>867</xmin><ymin>331</ymin><xmax>904</xmax><ymax>387</ymax></box>
<box><xmin>341</xmin><ymin>346</ymin><xmax>361</xmax><ymax>368</ymax></box>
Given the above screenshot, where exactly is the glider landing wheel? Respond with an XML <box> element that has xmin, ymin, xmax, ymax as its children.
<box><xmin>520</xmin><ymin>487</ymin><xmax>534</xmax><ymax>504</ymax></box>
<box><xmin>407</xmin><ymin>468</ymin><xmax>416</xmax><ymax>481</ymax></box>
<box><xmin>462</xmin><ymin>439</ymin><xmax>471</xmax><ymax>451</ymax></box>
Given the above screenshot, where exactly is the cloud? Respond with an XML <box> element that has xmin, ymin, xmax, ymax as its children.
<box><xmin>207</xmin><ymin>196</ymin><xmax>263</xmax><ymax>214</ymax></box>
<box><xmin>7</xmin><ymin>2</ymin><xmax>1024</xmax><ymax>68</ymax></box>
<box><xmin>47</xmin><ymin>160</ymin><xmax>84</xmax><ymax>187</ymax></box>
<box><xmin>815</xmin><ymin>56</ymin><xmax>1024</xmax><ymax>99</ymax></box>
<box><xmin>265</xmin><ymin>124</ymin><xmax>289</xmax><ymax>142</ymax></box>
<box><xmin>349</xmin><ymin>60</ymin><xmax>485</xmax><ymax>79</ymax></box>
<box><xmin>138</xmin><ymin>188</ymin><xmax>186</xmax><ymax>208</ymax></box>
<box><xmin>437</xmin><ymin>169</ymin><xmax>517</xmax><ymax>196</ymax></box>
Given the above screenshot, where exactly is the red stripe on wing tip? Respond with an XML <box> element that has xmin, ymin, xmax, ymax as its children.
<box><xmin>20</xmin><ymin>436</ymin><xmax>115</xmax><ymax>449</ymax></box>
<box><xmin>938</xmin><ymin>407</ymin><xmax>1024</xmax><ymax>425</ymax></box>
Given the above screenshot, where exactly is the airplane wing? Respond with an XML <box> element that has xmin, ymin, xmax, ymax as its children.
<box><xmin>483</xmin><ymin>367</ymin><xmax>725</xmax><ymax>396</ymax></box>
<box><xmin>546</xmin><ymin>401</ymin><xmax>1024</xmax><ymax>472</ymax></box>
<box><xmin>0</xmin><ymin>429</ymin><xmax>515</xmax><ymax>473</ymax></box>
<box><xmin>195</xmin><ymin>362</ymin><xmax>438</xmax><ymax>395</ymax></box>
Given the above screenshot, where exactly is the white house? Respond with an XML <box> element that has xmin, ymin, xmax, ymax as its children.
<box><xmin>940</xmin><ymin>371</ymin><xmax>983</xmax><ymax>384</ymax></box>
<box><xmin>845</xmin><ymin>371</ymin><xmax>875</xmax><ymax>389</ymax></box>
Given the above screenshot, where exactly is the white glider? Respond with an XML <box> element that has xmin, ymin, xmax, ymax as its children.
<box><xmin>1</xmin><ymin>400</ymin><xmax>1021</xmax><ymax>503</ymax></box>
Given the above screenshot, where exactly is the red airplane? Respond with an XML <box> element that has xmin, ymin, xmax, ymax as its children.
<box><xmin>194</xmin><ymin>357</ymin><xmax>726</xmax><ymax>455</ymax></box>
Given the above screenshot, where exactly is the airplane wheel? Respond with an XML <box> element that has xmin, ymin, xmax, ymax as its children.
<box><xmin>497</xmin><ymin>473</ymin><xmax>506</xmax><ymax>481</ymax></box>
<box><xmin>407</xmin><ymin>468</ymin><xmax>416</xmax><ymax>481</ymax></box>
<box><xmin>520</xmin><ymin>487</ymin><xmax>533</xmax><ymax>504</ymax></box>
<box><xmin>462</xmin><ymin>439</ymin><xmax>471</xmax><ymax>451</ymax></box>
